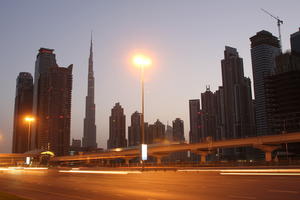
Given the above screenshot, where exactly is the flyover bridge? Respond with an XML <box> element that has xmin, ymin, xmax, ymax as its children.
<box><xmin>52</xmin><ymin>132</ymin><xmax>300</xmax><ymax>164</ymax></box>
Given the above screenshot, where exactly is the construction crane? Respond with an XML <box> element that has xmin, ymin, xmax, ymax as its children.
<box><xmin>261</xmin><ymin>8</ymin><xmax>283</xmax><ymax>51</ymax></box>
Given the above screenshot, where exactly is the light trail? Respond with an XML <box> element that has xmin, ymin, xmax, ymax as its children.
<box><xmin>220</xmin><ymin>169</ymin><xmax>300</xmax><ymax>173</ymax></box>
<box><xmin>177</xmin><ymin>169</ymin><xmax>221</xmax><ymax>172</ymax></box>
<box><xmin>24</xmin><ymin>167</ymin><xmax>48</xmax><ymax>170</ymax></box>
<box><xmin>59</xmin><ymin>170</ymin><xmax>142</xmax><ymax>175</ymax></box>
<box><xmin>178</xmin><ymin>168</ymin><xmax>300</xmax><ymax>176</ymax></box>
<box><xmin>220</xmin><ymin>172</ymin><xmax>300</xmax><ymax>176</ymax></box>
<box><xmin>0</xmin><ymin>167</ymin><xmax>14</xmax><ymax>171</ymax></box>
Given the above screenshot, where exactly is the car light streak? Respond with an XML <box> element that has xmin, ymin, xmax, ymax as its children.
<box><xmin>178</xmin><ymin>169</ymin><xmax>221</xmax><ymax>172</ymax></box>
<box><xmin>24</xmin><ymin>167</ymin><xmax>48</xmax><ymax>170</ymax></box>
<box><xmin>220</xmin><ymin>172</ymin><xmax>300</xmax><ymax>176</ymax></box>
<box><xmin>59</xmin><ymin>170</ymin><xmax>142</xmax><ymax>175</ymax></box>
<box><xmin>220</xmin><ymin>169</ymin><xmax>300</xmax><ymax>173</ymax></box>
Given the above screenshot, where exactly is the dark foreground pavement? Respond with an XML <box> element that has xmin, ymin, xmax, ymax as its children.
<box><xmin>0</xmin><ymin>168</ymin><xmax>300</xmax><ymax>200</ymax></box>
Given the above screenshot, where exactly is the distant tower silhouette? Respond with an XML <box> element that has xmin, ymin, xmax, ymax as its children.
<box><xmin>107</xmin><ymin>103</ymin><xmax>127</xmax><ymax>149</ymax></box>
<box><xmin>82</xmin><ymin>34</ymin><xmax>97</xmax><ymax>149</ymax></box>
<box><xmin>12</xmin><ymin>72</ymin><xmax>33</xmax><ymax>153</ymax></box>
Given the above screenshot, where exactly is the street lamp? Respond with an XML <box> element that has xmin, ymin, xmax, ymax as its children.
<box><xmin>133</xmin><ymin>55</ymin><xmax>151</xmax><ymax>162</ymax></box>
<box><xmin>24</xmin><ymin>116</ymin><xmax>35</xmax><ymax>151</ymax></box>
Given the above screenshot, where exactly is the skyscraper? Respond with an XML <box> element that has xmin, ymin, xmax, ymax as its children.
<box><xmin>32</xmin><ymin>48</ymin><xmax>73</xmax><ymax>156</ymax></box>
<box><xmin>221</xmin><ymin>46</ymin><xmax>255</xmax><ymax>139</ymax></box>
<box><xmin>107</xmin><ymin>103</ymin><xmax>127</xmax><ymax>149</ymax></box>
<box><xmin>172</xmin><ymin>118</ymin><xmax>185</xmax><ymax>142</ymax></box>
<box><xmin>215</xmin><ymin>86</ymin><xmax>226</xmax><ymax>141</ymax></box>
<box><xmin>265</xmin><ymin>33</ymin><xmax>300</xmax><ymax>133</ymax></box>
<box><xmin>201</xmin><ymin>86</ymin><xmax>217</xmax><ymax>141</ymax></box>
<box><xmin>12</xmin><ymin>72</ymin><xmax>33</xmax><ymax>153</ymax></box>
<box><xmin>291</xmin><ymin>28</ymin><xmax>300</xmax><ymax>56</ymax></box>
<box><xmin>128</xmin><ymin>111</ymin><xmax>141</xmax><ymax>147</ymax></box>
<box><xmin>189</xmin><ymin>99</ymin><xmax>202</xmax><ymax>143</ymax></box>
<box><xmin>165</xmin><ymin>124</ymin><xmax>173</xmax><ymax>141</ymax></box>
<box><xmin>149</xmin><ymin>119</ymin><xmax>165</xmax><ymax>144</ymax></box>
<box><xmin>250</xmin><ymin>30</ymin><xmax>281</xmax><ymax>135</ymax></box>
<box><xmin>82</xmin><ymin>37</ymin><xmax>97</xmax><ymax>149</ymax></box>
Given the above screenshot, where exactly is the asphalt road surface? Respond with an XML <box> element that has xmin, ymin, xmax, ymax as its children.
<box><xmin>0</xmin><ymin>168</ymin><xmax>300</xmax><ymax>200</ymax></box>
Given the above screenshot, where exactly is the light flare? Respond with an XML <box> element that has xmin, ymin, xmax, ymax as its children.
<box><xmin>24</xmin><ymin>116</ymin><xmax>35</xmax><ymax>122</ymax></box>
<box><xmin>133</xmin><ymin>55</ymin><xmax>152</xmax><ymax>67</ymax></box>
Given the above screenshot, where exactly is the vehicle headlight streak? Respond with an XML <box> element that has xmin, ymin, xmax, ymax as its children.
<box><xmin>178</xmin><ymin>169</ymin><xmax>300</xmax><ymax>175</ymax></box>
<box><xmin>59</xmin><ymin>170</ymin><xmax>142</xmax><ymax>175</ymax></box>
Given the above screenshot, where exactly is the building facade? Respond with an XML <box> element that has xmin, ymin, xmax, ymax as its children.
<box><xmin>201</xmin><ymin>87</ymin><xmax>217</xmax><ymax>141</ymax></box>
<box><xmin>189</xmin><ymin>99</ymin><xmax>202</xmax><ymax>143</ymax></box>
<box><xmin>82</xmin><ymin>37</ymin><xmax>97</xmax><ymax>149</ymax></box>
<box><xmin>214</xmin><ymin>86</ymin><xmax>226</xmax><ymax>141</ymax></box>
<box><xmin>32</xmin><ymin>48</ymin><xmax>73</xmax><ymax>156</ymax></box>
<box><xmin>128</xmin><ymin>111</ymin><xmax>141</xmax><ymax>147</ymax></box>
<box><xmin>148</xmin><ymin>120</ymin><xmax>165</xmax><ymax>144</ymax></box>
<box><xmin>221</xmin><ymin>46</ymin><xmax>255</xmax><ymax>139</ymax></box>
<box><xmin>12</xmin><ymin>72</ymin><xmax>33</xmax><ymax>153</ymax></box>
<box><xmin>107</xmin><ymin>103</ymin><xmax>127</xmax><ymax>149</ymax></box>
<box><xmin>71</xmin><ymin>139</ymin><xmax>81</xmax><ymax>148</ymax></box>
<box><xmin>265</xmin><ymin>51</ymin><xmax>300</xmax><ymax>133</ymax></box>
<box><xmin>250</xmin><ymin>30</ymin><xmax>281</xmax><ymax>135</ymax></box>
<box><xmin>291</xmin><ymin>28</ymin><xmax>300</xmax><ymax>56</ymax></box>
<box><xmin>165</xmin><ymin>125</ymin><xmax>173</xmax><ymax>142</ymax></box>
<box><xmin>172</xmin><ymin>118</ymin><xmax>185</xmax><ymax>143</ymax></box>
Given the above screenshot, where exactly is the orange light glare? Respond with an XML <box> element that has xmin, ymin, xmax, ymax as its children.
<box><xmin>133</xmin><ymin>55</ymin><xmax>152</xmax><ymax>67</ymax></box>
<box><xmin>24</xmin><ymin>116</ymin><xmax>35</xmax><ymax>122</ymax></box>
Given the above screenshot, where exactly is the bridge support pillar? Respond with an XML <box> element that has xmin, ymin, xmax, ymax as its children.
<box><xmin>200</xmin><ymin>152</ymin><xmax>208</xmax><ymax>163</ymax></box>
<box><xmin>192</xmin><ymin>150</ymin><xmax>210</xmax><ymax>163</ymax></box>
<box><xmin>124</xmin><ymin>158</ymin><xmax>130</xmax><ymax>165</ymax></box>
<box><xmin>86</xmin><ymin>157</ymin><xmax>91</xmax><ymax>164</ymax></box>
<box><xmin>254</xmin><ymin>145</ymin><xmax>280</xmax><ymax>162</ymax></box>
<box><xmin>105</xmin><ymin>159</ymin><xmax>110</xmax><ymax>165</ymax></box>
<box><xmin>156</xmin><ymin>156</ymin><xmax>163</xmax><ymax>164</ymax></box>
<box><xmin>152</xmin><ymin>154</ymin><xmax>169</xmax><ymax>165</ymax></box>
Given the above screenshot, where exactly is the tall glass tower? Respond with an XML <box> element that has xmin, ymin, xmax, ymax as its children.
<box><xmin>82</xmin><ymin>36</ymin><xmax>97</xmax><ymax>149</ymax></box>
<box><xmin>250</xmin><ymin>30</ymin><xmax>281</xmax><ymax>135</ymax></box>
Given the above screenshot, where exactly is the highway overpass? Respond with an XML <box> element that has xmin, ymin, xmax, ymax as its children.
<box><xmin>52</xmin><ymin>132</ymin><xmax>300</xmax><ymax>163</ymax></box>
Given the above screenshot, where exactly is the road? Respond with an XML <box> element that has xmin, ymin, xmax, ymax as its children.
<box><xmin>0</xmin><ymin>168</ymin><xmax>300</xmax><ymax>200</ymax></box>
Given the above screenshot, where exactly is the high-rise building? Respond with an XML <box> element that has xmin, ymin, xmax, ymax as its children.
<box><xmin>250</xmin><ymin>30</ymin><xmax>281</xmax><ymax>135</ymax></box>
<box><xmin>189</xmin><ymin>99</ymin><xmax>202</xmax><ymax>143</ymax></box>
<box><xmin>107</xmin><ymin>103</ymin><xmax>127</xmax><ymax>149</ymax></box>
<box><xmin>172</xmin><ymin>118</ymin><xmax>185</xmax><ymax>142</ymax></box>
<box><xmin>201</xmin><ymin>87</ymin><xmax>217</xmax><ymax>141</ymax></box>
<box><xmin>148</xmin><ymin>120</ymin><xmax>165</xmax><ymax>144</ymax></box>
<box><xmin>128</xmin><ymin>111</ymin><xmax>141</xmax><ymax>147</ymax></box>
<box><xmin>165</xmin><ymin>125</ymin><xmax>173</xmax><ymax>141</ymax></box>
<box><xmin>71</xmin><ymin>139</ymin><xmax>81</xmax><ymax>148</ymax></box>
<box><xmin>32</xmin><ymin>48</ymin><xmax>73</xmax><ymax>156</ymax></box>
<box><xmin>82</xmin><ymin>37</ymin><xmax>97</xmax><ymax>149</ymax></box>
<box><xmin>221</xmin><ymin>46</ymin><xmax>255</xmax><ymax>139</ymax></box>
<box><xmin>265</xmin><ymin>51</ymin><xmax>300</xmax><ymax>133</ymax></box>
<box><xmin>291</xmin><ymin>28</ymin><xmax>300</xmax><ymax>56</ymax></box>
<box><xmin>215</xmin><ymin>86</ymin><xmax>226</xmax><ymax>141</ymax></box>
<box><xmin>12</xmin><ymin>72</ymin><xmax>33</xmax><ymax>153</ymax></box>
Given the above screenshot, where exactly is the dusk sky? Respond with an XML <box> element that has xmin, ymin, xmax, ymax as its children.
<box><xmin>0</xmin><ymin>0</ymin><xmax>299</xmax><ymax>152</ymax></box>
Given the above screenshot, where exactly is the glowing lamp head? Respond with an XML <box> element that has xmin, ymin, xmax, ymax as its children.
<box><xmin>133</xmin><ymin>55</ymin><xmax>151</xmax><ymax>67</ymax></box>
<box><xmin>24</xmin><ymin>116</ymin><xmax>35</xmax><ymax>122</ymax></box>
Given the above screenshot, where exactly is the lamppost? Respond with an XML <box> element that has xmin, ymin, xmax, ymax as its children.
<box><xmin>24</xmin><ymin>116</ymin><xmax>35</xmax><ymax>151</ymax></box>
<box><xmin>133</xmin><ymin>55</ymin><xmax>151</xmax><ymax>162</ymax></box>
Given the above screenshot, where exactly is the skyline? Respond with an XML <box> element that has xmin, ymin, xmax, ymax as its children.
<box><xmin>1</xmin><ymin>0</ymin><xmax>300</xmax><ymax>152</ymax></box>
